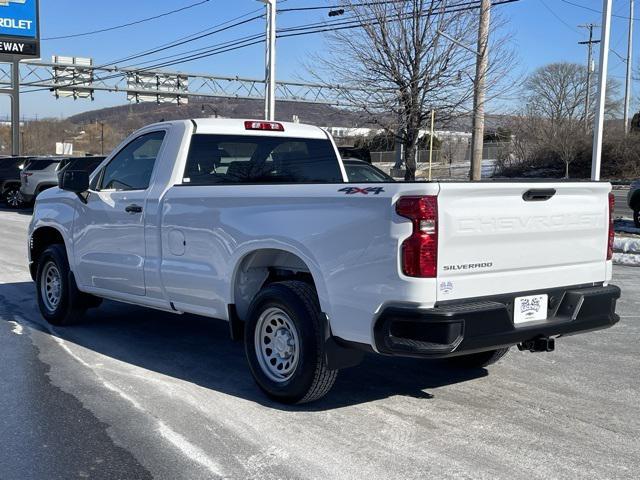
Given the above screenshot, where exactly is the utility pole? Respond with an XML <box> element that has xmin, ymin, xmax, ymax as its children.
<box><xmin>11</xmin><ymin>60</ymin><xmax>20</xmax><ymax>156</ymax></box>
<box><xmin>592</xmin><ymin>0</ymin><xmax>613</xmax><ymax>181</ymax></box>
<box><xmin>624</xmin><ymin>0</ymin><xmax>634</xmax><ymax>134</ymax></box>
<box><xmin>579</xmin><ymin>24</ymin><xmax>600</xmax><ymax>133</ymax></box>
<box><xmin>260</xmin><ymin>0</ymin><xmax>277</xmax><ymax>121</ymax></box>
<box><xmin>100</xmin><ymin>122</ymin><xmax>104</xmax><ymax>155</ymax></box>
<box><xmin>470</xmin><ymin>0</ymin><xmax>490</xmax><ymax>181</ymax></box>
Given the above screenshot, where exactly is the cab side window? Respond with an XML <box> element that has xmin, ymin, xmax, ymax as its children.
<box><xmin>98</xmin><ymin>131</ymin><xmax>166</xmax><ymax>191</ymax></box>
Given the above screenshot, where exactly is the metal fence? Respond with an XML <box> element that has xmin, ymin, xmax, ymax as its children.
<box><xmin>369</xmin><ymin>142</ymin><xmax>510</xmax><ymax>167</ymax></box>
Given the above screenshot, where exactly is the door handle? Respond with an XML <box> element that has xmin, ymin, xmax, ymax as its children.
<box><xmin>523</xmin><ymin>189</ymin><xmax>556</xmax><ymax>202</ymax></box>
<box><xmin>125</xmin><ymin>204</ymin><xmax>143</xmax><ymax>214</ymax></box>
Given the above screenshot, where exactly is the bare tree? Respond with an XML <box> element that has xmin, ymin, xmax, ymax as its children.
<box><xmin>309</xmin><ymin>0</ymin><xmax>517</xmax><ymax>180</ymax></box>
<box><xmin>518</xmin><ymin>62</ymin><xmax>621</xmax><ymax>177</ymax></box>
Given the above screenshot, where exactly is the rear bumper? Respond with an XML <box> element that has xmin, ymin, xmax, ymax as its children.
<box><xmin>19</xmin><ymin>186</ymin><xmax>35</xmax><ymax>202</ymax></box>
<box><xmin>374</xmin><ymin>284</ymin><xmax>621</xmax><ymax>358</ymax></box>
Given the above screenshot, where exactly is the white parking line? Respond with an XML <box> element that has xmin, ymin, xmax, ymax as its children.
<box><xmin>50</xmin><ymin>333</ymin><xmax>226</xmax><ymax>479</ymax></box>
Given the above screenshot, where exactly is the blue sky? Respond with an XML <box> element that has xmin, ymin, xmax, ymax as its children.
<box><xmin>1</xmin><ymin>0</ymin><xmax>639</xmax><ymax>119</ymax></box>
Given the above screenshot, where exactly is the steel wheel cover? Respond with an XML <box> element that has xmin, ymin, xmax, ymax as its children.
<box><xmin>41</xmin><ymin>261</ymin><xmax>62</xmax><ymax>312</ymax></box>
<box><xmin>254</xmin><ymin>307</ymin><xmax>300</xmax><ymax>383</ymax></box>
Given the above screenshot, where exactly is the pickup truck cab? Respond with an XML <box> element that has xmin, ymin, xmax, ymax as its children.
<box><xmin>28</xmin><ymin>118</ymin><xmax>621</xmax><ymax>404</ymax></box>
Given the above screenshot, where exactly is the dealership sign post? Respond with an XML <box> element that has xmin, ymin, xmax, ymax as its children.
<box><xmin>0</xmin><ymin>0</ymin><xmax>40</xmax><ymax>155</ymax></box>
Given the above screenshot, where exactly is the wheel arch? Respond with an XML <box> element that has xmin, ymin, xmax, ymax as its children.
<box><xmin>230</xmin><ymin>247</ymin><xmax>331</xmax><ymax>323</ymax></box>
<box><xmin>29</xmin><ymin>225</ymin><xmax>69</xmax><ymax>281</ymax></box>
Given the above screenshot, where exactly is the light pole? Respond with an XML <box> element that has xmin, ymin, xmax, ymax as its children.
<box><xmin>591</xmin><ymin>0</ymin><xmax>613</xmax><ymax>181</ymax></box>
<box><xmin>259</xmin><ymin>0</ymin><xmax>277</xmax><ymax>121</ymax></box>
<box><xmin>624</xmin><ymin>0</ymin><xmax>634</xmax><ymax>135</ymax></box>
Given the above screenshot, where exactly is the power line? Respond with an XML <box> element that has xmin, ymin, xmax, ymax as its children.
<box><xmin>43</xmin><ymin>0</ymin><xmax>212</xmax><ymax>41</ymax></box>
<box><xmin>279</xmin><ymin>0</ymin><xmax>414</xmax><ymax>12</ymax></box>
<box><xmin>118</xmin><ymin>0</ymin><xmax>475</xmax><ymax>71</ymax></box>
<box><xmin>560</xmin><ymin>0</ymin><xmax>640</xmax><ymax>22</ymax></box>
<box><xmin>100</xmin><ymin>7</ymin><xmax>264</xmax><ymax>67</ymax></box>
<box><xmin>101</xmin><ymin>14</ymin><xmax>265</xmax><ymax>69</ymax></box>
<box><xmin>538</xmin><ymin>0</ymin><xmax>580</xmax><ymax>35</ymax></box>
<box><xmin>98</xmin><ymin>0</ymin><xmax>491</xmax><ymax>73</ymax></box>
<box><xmin>23</xmin><ymin>0</ymin><xmax>520</xmax><ymax>94</ymax></box>
<box><xmin>129</xmin><ymin>0</ymin><xmax>505</xmax><ymax>71</ymax></box>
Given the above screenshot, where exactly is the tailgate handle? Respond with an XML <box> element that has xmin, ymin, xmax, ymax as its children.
<box><xmin>523</xmin><ymin>189</ymin><xmax>556</xmax><ymax>202</ymax></box>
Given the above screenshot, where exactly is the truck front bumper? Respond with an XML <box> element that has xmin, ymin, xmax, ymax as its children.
<box><xmin>374</xmin><ymin>284</ymin><xmax>621</xmax><ymax>358</ymax></box>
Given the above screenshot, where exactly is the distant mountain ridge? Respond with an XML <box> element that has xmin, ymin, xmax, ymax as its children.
<box><xmin>67</xmin><ymin>97</ymin><xmax>371</xmax><ymax>131</ymax></box>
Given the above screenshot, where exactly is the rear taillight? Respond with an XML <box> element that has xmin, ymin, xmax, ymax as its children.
<box><xmin>396</xmin><ymin>196</ymin><xmax>438</xmax><ymax>277</ymax></box>
<box><xmin>607</xmin><ymin>192</ymin><xmax>615</xmax><ymax>260</ymax></box>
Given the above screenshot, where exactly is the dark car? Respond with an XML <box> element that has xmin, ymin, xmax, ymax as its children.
<box><xmin>342</xmin><ymin>158</ymin><xmax>393</xmax><ymax>182</ymax></box>
<box><xmin>57</xmin><ymin>156</ymin><xmax>106</xmax><ymax>182</ymax></box>
<box><xmin>1</xmin><ymin>156</ymin><xmax>33</xmax><ymax>208</ymax></box>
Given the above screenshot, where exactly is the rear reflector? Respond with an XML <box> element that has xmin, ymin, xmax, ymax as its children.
<box><xmin>607</xmin><ymin>192</ymin><xmax>615</xmax><ymax>260</ymax></box>
<box><xmin>396</xmin><ymin>196</ymin><xmax>438</xmax><ymax>278</ymax></box>
<box><xmin>244</xmin><ymin>120</ymin><xmax>285</xmax><ymax>132</ymax></box>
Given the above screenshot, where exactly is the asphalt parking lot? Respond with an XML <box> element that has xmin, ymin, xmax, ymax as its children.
<box><xmin>0</xmin><ymin>207</ymin><xmax>638</xmax><ymax>480</ymax></box>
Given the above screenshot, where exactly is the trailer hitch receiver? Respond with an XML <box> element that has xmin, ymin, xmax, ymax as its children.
<box><xmin>518</xmin><ymin>336</ymin><xmax>555</xmax><ymax>353</ymax></box>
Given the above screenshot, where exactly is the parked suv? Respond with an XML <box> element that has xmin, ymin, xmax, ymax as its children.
<box><xmin>628</xmin><ymin>180</ymin><xmax>640</xmax><ymax>227</ymax></box>
<box><xmin>1</xmin><ymin>156</ymin><xmax>32</xmax><ymax>208</ymax></box>
<box><xmin>19</xmin><ymin>157</ymin><xmax>66</xmax><ymax>205</ymax></box>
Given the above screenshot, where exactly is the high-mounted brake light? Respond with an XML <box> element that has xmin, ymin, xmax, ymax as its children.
<box><xmin>396</xmin><ymin>196</ymin><xmax>438</xmax><ymax>278</ymax></box>
<box><xmin>607</xmin><ymin>192</ymin><xmax>615</xmax><ymax>260</ymax></box>
<box><xmin>244</xmin><ymin>120</ymin><xmax>285</xmax><ymax>132</ymax></box>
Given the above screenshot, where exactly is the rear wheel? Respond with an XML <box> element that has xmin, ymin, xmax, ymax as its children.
<box><xmin>244</xmin><ymin>281</ymin><xmax>338</xmax><ymax>404</ymax></box>
<box><xmin>4</xmin><ymin>186</ymin><xmax>24</xmax><ymax>209</ymax></box>
<box><xmin>634</xmin><ymin>208</ymin><xmax>640</xmax><ymax>228</ymax></box>
<box><xmin>447</xmin><ymin>347</ymin><xmax>510</xmax><ymax>369</ymax></box>
<box><xmin>36</xmin><ymin>244</ymin><xmax>90</xmax><ymax>326</ymax></box>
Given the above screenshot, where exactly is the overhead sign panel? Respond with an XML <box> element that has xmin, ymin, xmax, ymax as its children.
<box><xmin>0</xmin><ymin>0</ymin><xmax>39</xmax><ymax>58</ymax></box>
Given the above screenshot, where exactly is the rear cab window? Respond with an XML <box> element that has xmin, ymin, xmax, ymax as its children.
<box><xmin>183</xmin><ymin>134</ymin><xmax>343</xmax><ymax>185</ymax></box>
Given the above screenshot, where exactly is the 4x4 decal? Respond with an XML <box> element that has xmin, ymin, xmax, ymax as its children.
<box><xmin>339</xmin><ymin>187</ymin><xmax>385</xmax><ymax>195</ymax></box>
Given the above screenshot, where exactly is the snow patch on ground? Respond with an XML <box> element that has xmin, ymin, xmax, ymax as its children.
<box><xmin>614</xmin><ymin>237</ymin><xmax>640</xmax><ymax>254</ymax></box>
<box><xmin>613</xmin><ymin>232</ymin><xmax>640</xmax><ymax>266</ymax></box>
<box><xmin>613</xmin><ymin>252</ymin><xmax>640</xmax><ymax>267</ymax></box>
<box><xmin>8</xmin><ymin>321</ymin><xmax>23</xmax><ymax>335</ymax></box>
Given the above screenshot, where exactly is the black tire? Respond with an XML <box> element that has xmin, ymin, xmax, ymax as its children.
<box><xmin>4</xmin><ymin>185</ymin><xmax>24</xmax><ymax>209</ymax></box>
<box><xmin>634</xmin><ymin>208</ymin><xmax>640</xmax><ymax>229</ymax></box>
<box><xmin>447</xmin><ymin>347</ymin><xmax>510</xmax><ymax>369</ymax></box>
<box><xmin>244</xmin><ymin>281</ymin><xmax>338</xmax><ymax>404</ymax></box>
<box><xmin>36</xmin><ymin>244</ymin><xmax>88</xmax><ymax>326</ymax></box>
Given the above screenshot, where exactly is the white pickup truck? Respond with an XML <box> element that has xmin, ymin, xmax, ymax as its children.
<box><xmin>28</xmin><ymin>118</ymin><xmax>621</xmax><ymax>404</ymax></box>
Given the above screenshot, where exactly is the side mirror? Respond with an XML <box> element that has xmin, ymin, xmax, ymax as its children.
<box><xmin>60</xmin><ymin>170</ymin><xmax>90</xmax><ymax>194</ymax></box>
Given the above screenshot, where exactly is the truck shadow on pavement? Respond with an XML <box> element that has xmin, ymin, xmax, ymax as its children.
<box><xmin>0</xmin><ymin>206</ymin><xmax>33</xmax><ymax>215</ymax></box>
<box><xmin>1</xmin><ymin>281</ymin><xmax>488</xmax><ymax>411</ymax></box>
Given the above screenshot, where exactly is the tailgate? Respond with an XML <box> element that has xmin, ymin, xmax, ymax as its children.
<box><xmin>436</xmin><ymin>182</ymin><xmax>611</xmax><ymax>301</ymax></box>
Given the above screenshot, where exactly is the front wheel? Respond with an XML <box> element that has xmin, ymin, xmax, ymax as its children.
<box><xmin>446</xmin><ymin>347</ymin><xmax>510</xmax><ymax>369</ymax></box>
<box><xmin>634</xmin><ymin>208</ymin><xmax>640</xmax><ymax>228</ymax></box>
<box><xmin>36</xmin><ymin>244</ymin><xmax>88</xmax><ymax>326</ymax></box>
<box><xmin>244</xmin><ymin>281</ymin><xmax>338</xmax><ymax>404</ymax></box>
